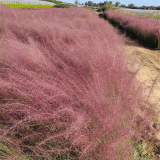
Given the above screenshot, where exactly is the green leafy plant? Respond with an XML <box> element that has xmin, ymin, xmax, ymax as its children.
<box><xmin>102</xmin><ymin>1</ymin><xmax>113</xmax><ymax>11</ymax></box>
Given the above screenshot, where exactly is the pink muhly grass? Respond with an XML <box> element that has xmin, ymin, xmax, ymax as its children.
<box><xmin>0</xmin><ymin>5</ymin><xmax>156</xmax><ymax>159</ymax></box>
<box><xmin>104</xmin><ymin>10</ymin><xmax>160</xmax><ymax>48</ymax></box>
<box><xmin>104</xmin><ymin>10</ymin><xmax>160</xmax><ymax>38</ymax></box>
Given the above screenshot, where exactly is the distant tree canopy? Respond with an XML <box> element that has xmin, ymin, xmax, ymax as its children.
<box><xmin>115</xmin><ymin>1</ymin><xmax>120</xmax><ymax>7</ymax></box>
<box><xmin>84</xmin><ymin>1</ymin><xmax>98</xmax><ymax>7</ymax></box>
<box><xmin>84</xmin><ymin>0</ymin><xmax>122</xmax><ymax>8</ymax></box>
<box><xmin>88</xmin><ymin>1</ymin><xmax>93</xmax><ymax>6</ymax></box>
<box><xmin>85</xmin><ymin>1</ymin><xmax>88</xmax><ymax>5</ymax></box>
<box><xmin>108</xmin><ymin>1</ymin><xmax>112</xmax><ymax>5</ymax></box>
<box><xmin>102</xmin><ymin>1</ymin><xmax>113</xmax><ymax>11</ymax></box>
<box><xmin>117</xmin><ymin>3</ymin><xmax>160</xmax><ymax>10</ymax></box>
<box><xmin>128</xmin><ymin>3</ymin><xmax>135</xmax><ymax>7</ymax></box>
<box><xmin>93</xmin><ymin>3</ymin><xmax>97</xmax><ymax>7</ymax></box>
<box><xmin>120</xmin><ymin>4</ymin><xmax>126</xmax><ymax>7</ymax></box>
<box><xmin>75</xmin><ymin>0</ymin><xmax>78</xmax><ymax>5</ymax></box>
<box><xmin>99</xmin><ymin>2</ymin><xmax>103</xmax><ymax>6</ymax></box>
<box><xmin>99</xmin><ymin>1</ymin><xmax>107</xmax><ymax>6</ymax></box>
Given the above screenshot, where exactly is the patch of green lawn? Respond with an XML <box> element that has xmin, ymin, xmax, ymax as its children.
<box><xmin>4</xmin><ymin>4</ymin><xmax>53</xmax><ymax>8</ymax></box>
<box><xmin>95</xmin><ymin>9</ymin><xmax>102</xmax><ymax>14</ymax></box>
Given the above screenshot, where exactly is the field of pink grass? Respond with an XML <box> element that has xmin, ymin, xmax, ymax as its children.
<box><xmin>0</xmin><ymin>5</ymin><xmax>156</xmax><ymax>159</ymax></box>
<box><xmin>104</xmin><ymin>10</ymin><xmax>160</xmax><ymax>48</ymax></box>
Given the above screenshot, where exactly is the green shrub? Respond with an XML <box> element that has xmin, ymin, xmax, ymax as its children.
<box><xmin>102</xmin><ymin>3</ymin><xmax>113</xmax><ymax>11</ymax></box>
<box><xmin>97</xmin><ymin>8</ymin><xmax>102</xmax><ymax>12</ymax></box>
<box><xmin>54</xmin><ymin>4</ymin><xmax>70</xmax><ymax>8</ymax></box>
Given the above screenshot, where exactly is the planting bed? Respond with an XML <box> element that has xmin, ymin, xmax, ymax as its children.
<box><xmin>0</xmin><ymin>5</ymin><xmax>158</xmax><ymax>159</ymax></box>
<box><xmin>104</xmin><ymin>10</ymin><xmax>160</xmax><ymax>49</ymax></box>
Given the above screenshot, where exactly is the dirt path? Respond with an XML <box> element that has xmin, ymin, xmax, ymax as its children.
<box><xmin>126</xmin><ymin>39</ymin><xmax>160</xmax><ymax>104</ymax></box>
<box><xmin>123</xmin><ymin>37</ymin><xmax>160</xmax><ymax>140</ymax></box>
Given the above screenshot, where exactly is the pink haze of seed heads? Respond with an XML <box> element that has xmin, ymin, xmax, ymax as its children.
<box><xmin>104</xmin><ymin>10</ymin><xmax>160</xmax><ymax>40</ymax></box>
<box><xmin>0</xmin><ymin>5</ymin><xmax>155</xmax><ymax>159</ymax></box>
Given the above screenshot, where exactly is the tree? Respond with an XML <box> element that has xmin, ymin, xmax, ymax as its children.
<box><xmin>75</xmin><ymin>0</ymin><xmax>78</xmax><ymax>5</ymax></box>
<box><xmin>108</xmin><ymin>1</ymin><xmax>112</xmax><ymax>5</ymax></box>
<box><xmin>120</xmin><ymin>4</ymin><xmax>126</xmax><ymax>7</ymax></box>
<box><xmin>88</xmin><ymin>1</ymin><xmax>93</xmax><ymax>6</ymax></box>
<box><xmin>104</xmin><ymin>1</ymin><xmax>107</xmax><ymax>5</ymax></box>
<box><xmin>128</xmin><ymin>3</ymin><xmax>135</xmax><ymax>7</ymax></box>
<box><xmin>99</xmin><ymin>2</ymin><xmax>104</xmax><ymax>6</ymax></box>
<box><xmin>115</xmin><ymin>1</ymin><xmax>120</xmax><ymax>7</ymax></box>
<box><xmin>93</xmin><ymin>3</ymin><xmax>97</xmax><ymax>7</ymax></box>
<box><xmin>102</xmin><ymin>1</ymin><xmax>113</xmax><ymax>11</ymax></box>
<box><xmin>85</xmin><ymin>1</ymin><xmax>88</xmax><ymax>6</ymax></box>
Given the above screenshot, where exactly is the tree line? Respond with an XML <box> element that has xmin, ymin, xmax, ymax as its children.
<box><xmin>75</xmin><ymin>0</ymin><xmax>160</xmax><ymax>10</ymax></box>
<box><xmin>78</xmin><ymin>1</ymin><xmax>120</xmax><ymax>7</ymax></box>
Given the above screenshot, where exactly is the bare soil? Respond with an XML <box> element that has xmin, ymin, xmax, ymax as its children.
<box><xmin>123</xmin><ymin>36</ymin><xmax>160</xmax><ymax>140</ymax></box>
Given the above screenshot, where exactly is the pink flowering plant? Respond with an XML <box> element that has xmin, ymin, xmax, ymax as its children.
<box><xmin>0</xmin><ymin>5</ymin><xmax>157</xmax><ymax>159</ymax></box>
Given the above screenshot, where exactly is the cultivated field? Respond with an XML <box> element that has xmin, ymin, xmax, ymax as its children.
<box><xmin>0</xmin><ymin>5</ymin><xmax>159</xmax><ymax>159</ymax></box>
<box><xmin>3</xmin><ymin>4</ymin><xmax>53</xmax><ymax>8</ymax></box>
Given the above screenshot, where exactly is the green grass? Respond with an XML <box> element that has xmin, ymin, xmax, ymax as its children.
<box><xmin>95</xmin><ymin>9</ymin><xmax>102</xmax><ymax>14</ymax></box>
<box><xmin>54</xmin><ymin>4</ymin><xmax>74</xmax><ymax>8</ymax></box>
<box><xmin>3</xmin><ymin>4</ymin><xmax>54</xmax><ymax>8</ymax></box>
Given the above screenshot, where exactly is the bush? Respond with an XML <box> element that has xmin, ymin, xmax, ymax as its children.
<box><xmin>102</xmin><ymin>2</ymin><xmax>113</xmax><ymax>11</ymax></box>
<box><xmin>54</xmin><ymin>4</ymin><xmax>71</xmax><ymax>8</ymax></box>
<box><xmin>97</xmin><ymin>8</ymin><xmax>102</xmax><ymax>12</ymax></box>
<box><xmin>102</xmin><ymin>4</ymin><xmax>113</xmax><ymax>11</ymax></box>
